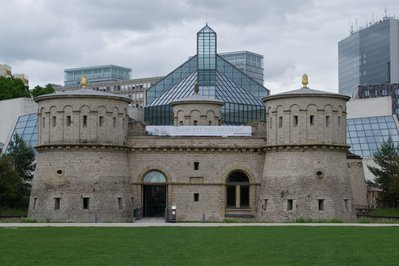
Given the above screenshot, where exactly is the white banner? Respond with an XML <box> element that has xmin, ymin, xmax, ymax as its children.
<box><xmin>146</xmin><ymin>126</ymin><xmax>252</xmax><ymax>137</ymax></box>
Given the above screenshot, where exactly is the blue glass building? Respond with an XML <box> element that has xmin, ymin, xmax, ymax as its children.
<box><xmin>219</xmin><ymin>51</ymin><xmax>264</xmax><ymax>85</ymax></box>
<box><xmin>5</xmin><ymin>113</ymin><xmax>38</xmax><ymax>152</ymax></box>
<box><xmin>145</xmin><ymin>25</ymin><xmax>269</xmax><ymax>125</ymax></box>
<box><xmin>64</xmin><ymin>65</ymin><xmax>132</xmax><ymax>86</ymax></box>
<box><xmin>338</xmin><ymin>17</ymin><xmax>399</xmax><ymax>96</ymax></box>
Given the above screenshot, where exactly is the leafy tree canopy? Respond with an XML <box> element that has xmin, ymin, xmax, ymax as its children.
<box><xmin>7</xmin><ymin>134</ymin><xmax>36</xmax><ymax>182</ymax></box>
<box><xmin>31</xmin><ymin>84</ymin><xmax>55</xmax><ymax>98</ymax></box>
<box><xmin>0</xmin><ymin>155</ymin><xmax>23</xmax><ymax>208</ymax></box>
<box><xmin>0</xmin><ymin>76</ymin><xmax>30</xmax><ymax>100</ymax></box>
<box><xmin>368</xmin><ymin>137</ymin><xmax>399</xmax><ymax>208</ymax></box>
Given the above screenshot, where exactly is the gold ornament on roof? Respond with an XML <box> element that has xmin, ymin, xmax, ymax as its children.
<box><xmin>81</xmin><ymin>75</ymin><xmax>88</xmax><ymax>89</ymax></box>
<box><xmin>302</xmin><ymin>74</ymin><xmax>308</xmax><ymax>88</ymax></box>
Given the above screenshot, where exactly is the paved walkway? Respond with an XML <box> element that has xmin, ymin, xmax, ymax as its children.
<box><xmin>1</xmin><ymin>222</ymin><xmax>399</xmax><ymax>227</ymax></box>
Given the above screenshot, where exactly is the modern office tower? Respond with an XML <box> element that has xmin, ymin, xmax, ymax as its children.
<box><xmin>145</xmin><ymin>25</ymin><xmax>269</xmax><ymax>125</ymax></box>
<box><xmin>219</xmin><ymin>51</ymin><xmax>264</xmax><ymax>85</ymax></box>
<box><xmin>338</xmin><ymin>16</ymin><xmax>399</xmax><ymax>96</ymax></box>
<box><xmin>60</xmin><ymin>76</ymin><xmax>163</xmax><ymax>108</ymax></box>
<box><xmin>0</xmin><ymin>64</ymin><xmax>29</xmax><ymax>86</ymax></box>
<box><xmin>64</xmin><ymin>65</ymin><xmax>132</xmax><ymax>86</ymax></box>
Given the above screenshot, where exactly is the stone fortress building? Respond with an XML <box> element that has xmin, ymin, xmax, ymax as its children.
<box><xmin>28</xmin><ymin>74</ymin><xmax>367</xmax><ymax>222</ymax></box>
<box><xmin>28</xmin><ymin>25</ymin><xmax>367</xmax><ymax>222</ymax></box>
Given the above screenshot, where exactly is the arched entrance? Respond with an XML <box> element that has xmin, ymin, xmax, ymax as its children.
<box><xmin>143</xmin><ymin>171</ymin><xmax>167</xmax><ymax>217</ymax></box>
<box><xmin>226</xmin><ymin>171</ymin><xmax>250</xmax><ymax>208</ymax></box>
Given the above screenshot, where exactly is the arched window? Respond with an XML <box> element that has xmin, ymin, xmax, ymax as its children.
<box><xmin>143</xmin><ymin>171</ymin><xmax>166</xmax><ymax>183</ymax></box>
<box><xmin>226</xmin><ymin>171</ymin><xmax>250</xmax><ymax>208</ymax></box>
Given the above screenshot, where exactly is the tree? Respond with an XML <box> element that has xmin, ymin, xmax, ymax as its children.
<box><xmin>368</xmin><ymin>137</ymin><xmax>399</xmax><ymax>208</ymax></box>
<box><xmin>0</xmin><ymin>155</ymin><xmax>23</xmax><ymax>208</ymax></box>
<box><xmin>6</xmin><ymin>134</ymin><xmax>36</xmax><ymax>208</ymax></box>
<box><xmin>0</xmin><ymin>76</ymin><xmax>30</xmax><ymax>100</ymax></box>
<box><xmin>31</xmin><ymin>84</ymin><xmax>55</xmax><ymax>98</ymax></box>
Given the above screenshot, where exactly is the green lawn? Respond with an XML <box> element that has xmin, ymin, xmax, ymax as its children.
<box><xmin>1</xmin><ymin>226</ymin><xmax>398</xmax><ymax>265</ymax></box>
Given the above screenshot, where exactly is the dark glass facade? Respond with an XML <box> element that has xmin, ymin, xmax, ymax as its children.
<box><xmin>339</xmin><ymin>18</ymin><xmax>398</xmax><ymax>96</ymax></box>
<box><xmin>145</xmin><ymin>25</ymin><xmax>269</xmax><ymax>125</ymax></box>
<box><xmin>6</xmin><ymin>113</ymin><xmax>38</xmax><ymax>152</ymax></box>
<box><xmin>347</xmin><ymin>115</ymin><xmax>399</xmax><ymax>157</ymax></box>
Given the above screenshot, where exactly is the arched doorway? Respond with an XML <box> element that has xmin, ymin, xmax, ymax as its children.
<box><xmin>143</xmin><ymin>171</ymin><xmax>167</xmax><ymax>217</ymax></box>
<box><xmin>226</xmin><ymin>171</ymin><xmax>250</xmax><ymax>208</ymax></box>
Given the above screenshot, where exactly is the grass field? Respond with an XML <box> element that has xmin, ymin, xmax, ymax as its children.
<box><xmin>369</xmin><ymin>208</ymin><xmax>399</xmax><ymax>218</ymax></box>
<box><xmin>1</xmin><ymin>227</ymin><xmax>399</xmax><ymax>265</ymax></box>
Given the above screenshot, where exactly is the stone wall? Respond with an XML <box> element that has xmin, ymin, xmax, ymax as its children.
<box><xmin>28</xmin><ymin>148</ymin><xmax>133</xmax><ymax>222</ymax></box>
<box><xmin>347</xmin><ymin>157</ymin><xmax>368</xmax><ymax>208</ymax></box>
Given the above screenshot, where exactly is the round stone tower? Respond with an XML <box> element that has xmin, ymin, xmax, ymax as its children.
<box><xmin>170</xmin><ymin>83</ymin><xmax>224</xmax><ymax>126</ymax></box>
<box><xmin>28</xmin><ymin>77</ymin><xmax>133</xmax><ymax>222</ymax></box>
<box><xmin>258</xmin><ymin>75</ymin><xmax>355</xmax><ymax>222</ymax></box>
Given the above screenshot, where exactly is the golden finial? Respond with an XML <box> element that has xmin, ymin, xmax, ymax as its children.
<box><xmin>81</xmin><ymin>74</ymin><xmax>88</xmax><ymax>89</ymax></box>
<box><xmin>302</xmin><ymin>74</ymin><xmax>308</xmax><ymax>88</ymax></box>
<box><xmin>194</xmin><ymin>82</ymin><xmax>199</xmax><ymax>94</ymax></box>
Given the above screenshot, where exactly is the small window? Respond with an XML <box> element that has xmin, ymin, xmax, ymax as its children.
<box><xmin>287</xmin><ymin>199</ymin><xmax>293</xmax><ymax>211</ymax></box>
<box><xmin>326</xmin><ymin>116</ymin><xmax>330</xmax><ymax>127</ymax></box>
<box><xmin>338</xmin><ymin>116</ymin><xmax>341</xmax><ymax>126</ymax></box>
<box><xmin>52</xmin><ymin>116</ymin><xmax>56</xmax><ymax>127</ymax></box>
<box><xmin>344</xmin><ymin>199</ymin><xmax>349</xmax><ymax>211</ymax></box>
<box><xmin>118</xmin><ymin>197</ymin><xmax>123</xmax><ymax>210</ymax></box>
<box><xmin>194</xmin><ymin>193</ymin><xmax>199</xmax><ymax>202</ymax></box>
<box><xmin>194</xmin><ymin>162</ymin><xmax>199</xmax><ymax>170</ymax></box>
<box><xmin>42</xmin><ymin>117</ymin><xmax>45</xmax><ymax>128</ymax></box>
<box><xmin>208</xmin><ymin>121</ymin><xmax>212</xmax><ymax>125</ymax></box>
<box><xmin>193</xmin><ymin>120</ymin><xmax>198</xmax><ymax>126</ymax></box>
<box><xmin>179</xmin><ymin>121</ymin><xmax>183</xmax><ymax>126</ymax></box>
<box><xmin>123</xmin><ymin>118</ymin><xmax>125</xmax><ymax>129</ymax></box>
<box><xmin>54</xmin><ymin>197</ymin><xmax>60</xmax><ymax>210</ymax></box>
<box><xmin>130</xmin><ymin>197</ymin><xmax>134</xmax><ymax>208</ymax></box>
<box><xmin>318</xmin><ymin>199</ymin><xmax>324</xmax><ymax>211</ymax></box>
<box><xmin>99</xmin><ymin>116</ymin><xmax>104</xmax><ymax>127</ymax></box>
<box><xmin>293</xmin><ymin>115</ymin><xmax>298</xmax><ymax>127</ymax></box>
<box><xmin>66</xmin><ymin>116</ymin><xmax>71</xmax><ymax>126</ymax></box>
<box><xmin>310</xmin><ymin>115</ymin><xmax>314</xmax><ymax>125</ymax></box>
<box><xmin>83</xmin><ymin>115</ymin><xmax>88</xmax><ymax>127</ymax></box>
<box><xmin>278</xmin><ymin>116</ymin><xmax>283</xmax><ymax>128</ymax></box>
<box><xmin>33</xmin><ymin>197</ymin><xmax>37</xmax><ymax>210</ymax></box>
<box><xmin>83</xmin><ymin>197</ymin><xmax>90</xmax><ymax>209</ymax></box>
<box><xmin>113</xmin><ymin>117</ymin><xmax>116</xmax><ymax>128</ymax></box>
<box><xmin>262</xmin><ymin>199</ymin><xmax>268</xmax><ymax>210</ymax></box>
<box><xmin>269</xmin><ymin>117</ymin><xmax>272</xmax><ymax>128</ymax></box>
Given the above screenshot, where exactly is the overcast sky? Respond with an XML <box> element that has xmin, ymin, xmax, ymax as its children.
<box><xmin>1</xmin><ymin>0</ymin><xmax>399</xmax><ymax>94</ymax></box>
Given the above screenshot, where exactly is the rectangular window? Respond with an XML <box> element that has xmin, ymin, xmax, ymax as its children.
<box><xmin>326</xmin><ymin>116</ymin><xmax>330</xmax><ymax>127</ymax></box>
<box><xmin>113</xmin><ymin>117</ymin><xmax>116</xmax><ymax>128</ymax></box>
<box><xmin>52</xmin><ymin>116</ymin><xmax>56</xmax><ymax>127</ymax></box>
<box><xmin>318</xmin><ymin>199</ymin><xmax>324</xmax><ymax>211</ymax></box>
<box><xmin>262</xmin><ymin>199</ymin><xmax>268</xmax><ymax>210</ymax></box>
<box><xmin>344</xmin><ymin>199</ymin><xmax>349</xmax><ymax>211</ymax></box>
<box><xmin>293</xmin><ymin>115</ymin><xmax>298</xmax><ymax>127</ymax></box>
<box><xmin>66</xmin><ymin>116</ymin><xmax>71</xmax><ymax>126</ymax></box>
<box><xmin>123</xmin><ymin>118</ymin><xmax>125</xmax><ymax>129</ymax></box>
<box><xmin>83</xmin><ymin>115</ymin><xmax>87</xmax><ymax>127</ymax></box>
<box><xmin>42</xmin><ymin>117</ymin><xmax>45</xmax><ymax>128</ymax></box>
<box><xmin>270</xmin><ymin>117</ymin><xmax>272</xmax><ymax>128</ymax></box>
<box><xmin>193</xmin><ymin>120</ymin><xmax>198</xmax><ymax>126</ymax></box>
<box><xmin>54</xmin><ymin>197</ymin><xmax>60</xmax><ymax>210</ymax></box>
<box><xmin>278</xmin><ymin>116</ymin><xmax>283</xmax><ymax>128</ymax></box>
<box><xmin>310</xmin><ymin>115</ymin><xmax>314</xmax><ymax>125</ymax></box>
<box><xmin>338</xmin><ymin>116</ymin><xmax>341</xmax><ymax>126</ymax></box>
<box><xmin>208</xmin><ymin>121</ymin><xmax>212</xmax><ymax>125</ymax></box>
<box><xmin>99</xmin><ymin>116</ymin><xmax>104</xmax><ymax>127</ymax></box>
<box><xmin>179</xmin><ymin>121</ymin><xmax>183</xmax><ymax>126</ymax></box>
<box><xmin>194</xmin><ymin>162</ymin><xmax>199</xmax><ymax>170</ymax></box>
<box><xmin>118</xmin><ymin>197</ymin><xmax>123</xmax><ymax>210</ymax></box>
<box><xmin>194</xmin><ymin>193</ymin><xmax>199</xmax><ymax>202</ymax></box>
<box><xmin>33</xmin><ymin>197</ymin><xmax>37</xmax><ymax>210</ymax></box>
<box><xmin>83</xmin><ymin>197</ymin><xmax>90</xmax><ymax>209</ymax></box>
<box><xmin>287</xmin><ymin>199</ymin><xmax>293</xmax><ymax>211</ymax></box>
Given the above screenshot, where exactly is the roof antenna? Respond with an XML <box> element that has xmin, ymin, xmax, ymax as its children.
<box><xmin>205</xmin><ymin>12</ymin><xmax>208</xmax><ymax>25</ymax></box>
